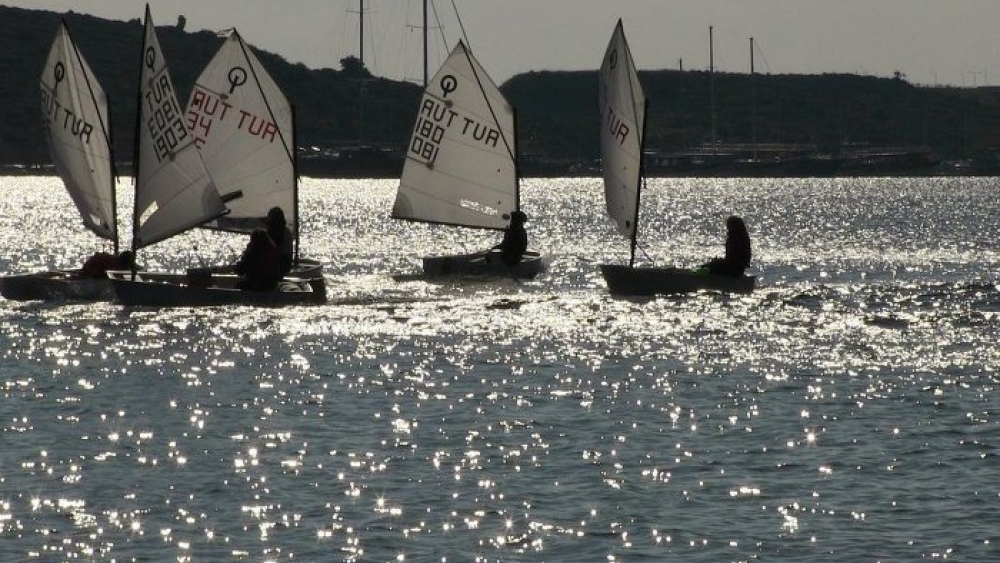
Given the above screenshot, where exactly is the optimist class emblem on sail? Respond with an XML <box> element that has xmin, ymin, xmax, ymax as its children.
<box><xmin>186</xmin><ymin>65</ymin><xmax>281</xmax><ymax>149</ymax></box>
<box><xmin>143</xmin><ymin>46</ymin><xmax>190</xmax><ymax>162</ymax></box>
<box><xmin>41</xmin><ymin>61</ymin><xmax>98</xmax><ymax>145</ymax></box>
<box><xmin>408</xmin><ymin>74</ymin><xmax>504</xmax><ymax>167</ymax></box>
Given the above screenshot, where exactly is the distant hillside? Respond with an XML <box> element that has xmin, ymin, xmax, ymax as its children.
<box><xmin>0</xmin><ymin>6</ymin><xmax>422</xmax><ymax>167</ymax></box>
<box><xmin>4</xmin><ymin>5</ymin><xmax>1000</xmax><ymax>173</ymax></box>
<box><xmin>506</xmin><ymin>70</ymin><xmax>1000</xmax><ymax>164</ymax></box>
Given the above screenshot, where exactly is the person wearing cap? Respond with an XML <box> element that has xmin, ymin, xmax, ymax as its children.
<box><xmin>265</xmin><ymin>206</ymin><xmax>294</xmax><ymax>276</ymax></box>
<box><xmin>492</xmin><ymin>210</ymin><xmax>528</xmax><ymax>266</ymax></box>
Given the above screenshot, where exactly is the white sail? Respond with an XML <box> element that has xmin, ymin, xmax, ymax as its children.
<box><xmin>393</xmin><ymin>41</ymin><xmax>517</xmax><ymax>230</ymax></box>
<box><xmin>41</xmin><ymin>22</ymin><xmax>116</xmax><ymax>242</ymax></box>
<box><xmin>599</xmin><ymin>19</ymin><xmax>646</xmax><ymax>240</ymax></box>
<box><xmin>186</xmin><ymin>29</ymin><xmax>295</xmax><ymax>236</ymax></box>
<box><xmin>133</xmin><ymin>6</ymin><xmax>226</xmax><ymax>249</ymax></box>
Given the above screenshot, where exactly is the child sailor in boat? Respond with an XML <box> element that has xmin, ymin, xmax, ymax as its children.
<box><xmin>700</xmin><ymin>215</ymin><xmax>752</xmax><ymax>277</ymax></box>
<box><xmin>79</xmin><ymin>250</ymin><xmax>134</xmax><ymax>279</ymax></box>
<box><xmin>265</xmin><ymin>206</ymin><xmax>294</xmax><ymax>276</ymax></box>
<box><xmin>236</xmin><ymin>229</ymin><xmax>282</xmax><ymax>291</ymax></box>
<box><xmin>490</xmin><ymin>210</ymin><xmax>528</xmax><ymax>266</ymax></box>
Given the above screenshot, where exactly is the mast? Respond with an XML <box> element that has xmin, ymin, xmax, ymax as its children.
<box><xmin>709</xmin><ymin>26</ymin><xmax>716</xmax><ymax>153</ymax></box>
<box><xmin>352</xmin><ymin>0</ymin><xmax>367</xmax><ymax>144</ymax></box>
<box><xmin>513</xmin><ymin>107</ymin><xmax>521</xmax><ymax>213</ymax></box>
<box><xmin>629</xmin><ymin>98</ymin><xmax>650</xmax><ymax>269</ymax></box>
<box><xmin>108</xmin><ymin>93</ymin><xmax>119</xmax><ymax>255</ymax></box>
<box><xmin>129</xmin><ymin>8</ymin><xmax>150</xmax><ymax>264</ymax></box>
<box><xmin>292</xmin><ymin>105</ymin><xmax>301</xmax><ymax>264</ymax></box>
<box><xmin>423</xmin><ymin>0</ymin><xmax>429</xmax><ymax>86</ymax></box>
<box><xmin>750</xmin><ymin>37</ymin><xmax>757</xmax><ymax>161</ymax></box>
<box><xmin>347</xmin><ymin>0</ymin><xmax>368</xmax><ymax>144</ymax></box>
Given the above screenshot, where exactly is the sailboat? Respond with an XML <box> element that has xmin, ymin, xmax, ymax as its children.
<box><xmin>184</xmin><ymin>28</ymin><xmax>320</xmax><ymax>277</ymax></box>
<box><xmin>392</xmin><ymin>41</ymin><xmax>544</xmax><ymax>278</ymax></box>
<box><xmin>597</xmin><ymin>20</ymin><xmax>755</xmax><ymax>295</ymax></box>
<box><xmin>0</xmin><ymin>20</ymin><xmax>119</xmax><ymax>301</ymax></box>
<box><xmin>107</xmin><ymin>6</ymin><xmax>325</xmax><ymax>306</ymax></box>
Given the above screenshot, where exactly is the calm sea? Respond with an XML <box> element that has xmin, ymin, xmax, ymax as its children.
<box><xmin>1</xmin><ymin>176</ymin><xmax>999</xmax><ymax>563</ymax></box>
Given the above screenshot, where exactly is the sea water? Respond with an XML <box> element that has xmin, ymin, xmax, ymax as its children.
<box><xmin>1</xmin><ymin>176</ymin><xmax>998</xmax><ymax>563</ymax></box>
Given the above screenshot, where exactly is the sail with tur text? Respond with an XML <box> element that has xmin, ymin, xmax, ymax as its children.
<box><xmin>185</xmin><ymin>29</ymin><xmax>295</xmax><ymax>237</ymax></box>
<box><xmin>40</xmin><ymin>21</ymin><xmax>116</xmax><ymax>242</ymax></box>
<box><xmin>599</xmin><ymin>19</ymin><xmax>646</xmax><ymax>242</ymax></box>
<box><xmin>392</xmin><ymin>41</ymin><xmax>517</xmax><ymax>231</ymax></box>
<box><xmin>132</xmin><ymin>4</ymin><xmax>226</xmax><ymax>249</ymax></box>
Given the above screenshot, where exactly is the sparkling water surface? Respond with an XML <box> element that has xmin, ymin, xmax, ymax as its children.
<box><xmin>1</xmin><ymin>176</ymin><xmax>999</xmax><ymax>562</ymax></box>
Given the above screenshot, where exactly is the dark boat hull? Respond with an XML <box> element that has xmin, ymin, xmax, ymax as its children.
<box><xmin>108</xmin><ymin>270</ymin><xmax>326</xmax><ymax>307</ymax></box>
<box><xmin>600</xmin><ymin>264</ymin><xmax>756</xmax><ymax>296</ymax></box>
<box><xmin>194</xmin><ymin>258</ymin><xmax>323</xmax><ymax>279</ymax></box>
<box><xmin>0</xmin><ymin>270</ymin><xmax>113</xmax><ymax>301</ymax></box>
<box><xmin>422</xmin><ymin>250</ymin><xmax>545</xmax><ymax>279</ymax></box>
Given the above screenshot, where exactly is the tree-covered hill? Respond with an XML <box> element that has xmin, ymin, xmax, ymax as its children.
<box><xmin>4</xmin><ymin>5</ymin><xmax>1000</xmax><ymax>174</ymax></box>
<box><xmin>0</xmin><ymin>5</ymin><xmax>421</xmax><ymax>167</ymax></box>
<box><xmin>505</xmin><ymin>69</ymin><xmax>1000</xmax><ymax>164</ymax></box>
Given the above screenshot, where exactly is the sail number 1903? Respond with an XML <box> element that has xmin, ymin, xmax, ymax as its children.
<box><xmin>144</xmin><ymin>74</ymin><xmax>188</xmax><ymax>162</ymax></box>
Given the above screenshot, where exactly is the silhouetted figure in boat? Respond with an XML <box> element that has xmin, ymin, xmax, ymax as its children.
<box><xmin>80</xmin><ymin>250</ymin><xmax>134</xmax><ymax>279</ymax></box>
<box><xmin>492</xmin><ymin>210</ymin><xmax>528</xmax><ymax>266</ymax></box>
<box><xmin>236</xmin><ymin>229</ymin><xmax>282</xmax><ymax>291</ymax></box>
<box><xmin>702</xmin><ymin>215</ymin><xmax>751</xmax><ymax>277</ymax></box>
<box><xmin>266</xmin><ymin>206</ymin><xmax>294</xmax><ymax>276</ymax></box>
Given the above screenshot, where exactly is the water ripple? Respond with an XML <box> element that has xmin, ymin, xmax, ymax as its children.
<box><xmin>2</xmin><ymin>177</ymin><xmax>999</xmax><ymax>561</ymax></box>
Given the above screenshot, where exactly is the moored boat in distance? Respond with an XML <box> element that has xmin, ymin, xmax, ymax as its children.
<box><xmin>597</xmin><ymin>20</ymin><xmax>755</xmax><ymax>296</ymax></box>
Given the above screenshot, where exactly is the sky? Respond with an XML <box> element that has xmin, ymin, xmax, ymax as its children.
<box><xmin>7</xmin><ymin>0</ymin><xmax>1000</xmax><ymax>87</ymax></box>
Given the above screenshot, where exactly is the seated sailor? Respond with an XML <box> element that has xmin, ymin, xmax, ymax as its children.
<box><xmin>491</xmin><ymin>210</ymin><xmax>528</xmax><ymax>266</ymax></box>
<box><xmin>701</xmin><ymin>215</ymin><xmax>751</xmax><ymax>277</ymax></box>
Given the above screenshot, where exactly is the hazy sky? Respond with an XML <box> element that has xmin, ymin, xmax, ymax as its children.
<box><xmin>8</xmin><ymin>0</ymin><xmax>1000</xmax><ymax>87</ymax></box>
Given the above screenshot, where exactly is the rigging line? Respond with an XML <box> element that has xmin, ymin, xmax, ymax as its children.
<box><xmin>364</xmin><ymin>1</ymin><xmax>378</xmax><ymax>74</ymax></box>
<box><xmin>332</xmin><ymin>2</ymin><xmax>353</xmax><ymax>67</ymax></box>
<box><xmin>451</xmin><ymin>0</ymin><xmax>471</xmax><ymax>51</ymax></box>
<box><xmin>753</xmin><ymin>40</ymin><xmax>772</xmax><ymax>74</ymax></box>
<box><xmin>385</xmin><ymin>0</ymin><xmax>408</xmax><ymax>81</ymax></box>
<box><xmin>636</xmin><ymin>242</ymin><xmax>653</xmax><ymax>264</ymax></box>
<box><xmin>431</xmin><ymin>0</ymin><xmax>448</xmax><ymax>52</ymax></box>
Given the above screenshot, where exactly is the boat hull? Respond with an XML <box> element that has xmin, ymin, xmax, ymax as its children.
<box><xmin>600</xmin><ymin>264</ymin><xmax>756</xmax><ymax>296</ymax></box>
<box><xmin>0</xmin><ymin>270</ymin><xmax>113</xmax><ymax>301</ymax></box>
<box><xmin>107</xmin><ymin>270</ymin><xmax>326</xmax><ymax>307</ymax></box>
<box><xmin>422</xmin><ymin>251</ymin><xmax>545</xmax><ymax>279</ymax></box>
<box><xmin>194</xmin><ymin>258</ymin><xmax>324</xmax><ymax>279</ymax></box>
